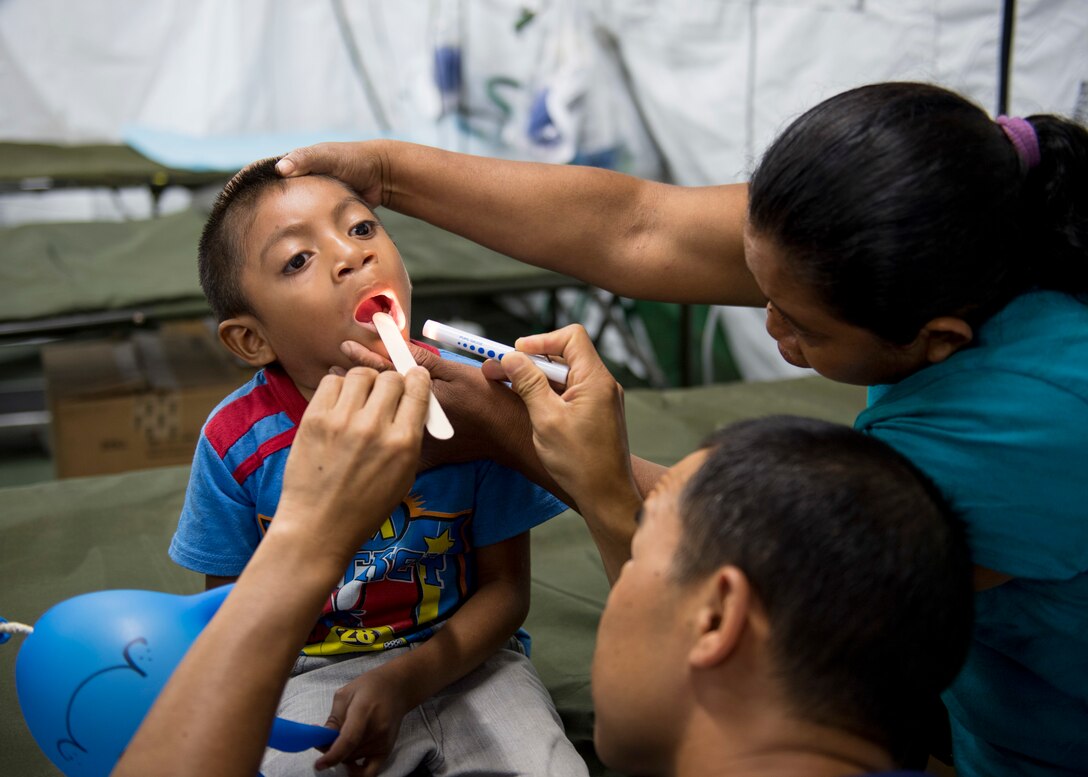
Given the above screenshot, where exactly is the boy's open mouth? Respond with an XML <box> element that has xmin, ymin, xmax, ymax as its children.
<box><xmin>354</xmin><ymin>293</ymin><xmax>403</xmax><ymax>331</ymax></box>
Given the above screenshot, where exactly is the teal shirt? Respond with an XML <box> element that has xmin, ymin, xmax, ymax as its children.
<box><xmin>856</xmin><ymin>291</ymin><xmax>1088</xmax><ymax>776</ymax></box>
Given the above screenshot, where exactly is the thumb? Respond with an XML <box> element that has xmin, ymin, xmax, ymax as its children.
<box><xmin>405</xmin><ymin>341</ymin><xmax>444</xmax><ymax>373</ymax></box>
<box><xmin>312</xmin><ymin>710</ymin><xmax>350</xmax><ymax>768</ymax></box>
<box><xmin>276</xmin><ymin>141</ymin><xmax>350</xmax><ymax>178</ymax></box>
<box><xmin>341</xmin><ymin>340</ymin><xmax>394</xmax><ymax>371</ymax></box>
<box><xmin>502</xmin><ymin>352</ymin><xmax>560</xmax><ymax>414</ymax></box>
<box><xmin>359</xmin><ymin>755</ymin><xmax>388</xmax><ymax>777</ymax></box>
<box><xmin>275</xmin><ymin>147</ymin><xmax>316</xmax><ymax>177</ymax></box>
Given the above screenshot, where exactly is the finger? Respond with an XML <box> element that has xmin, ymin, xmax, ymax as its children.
<box><xmin>355</xmin><ymin>369</ymin><xmax>407</xmax><ymax>427</ymax></box>
<box><xmin>514</xmin><ymin>324</ymin><xmax>606</xmax><ymax>382</ymax></box>
<box><xmin>360</xmin><ymin>755</ymin><xmax>388</xmax><ymax>777</ymax></box>
<box><xmin>337</xmin><ymin>756</ymin><xmax>374</xmax><ymax>777</ymax></box>
<box><xmin>308</xmin><ymin>372</ymin><xmax>345</xmax><ymax>413</ymax></box>
<box><xmin>275</xmin><ymin>143</ymin><xmax>336</xmax><ymax>178</ymax></box>
<box><xmin>329</xmin><ymin>365</ymin><xmax>347</xmax><ymax>377</ymax></box>
<box><xmin>482</xmin><ymin>355</ymin><xmax>565</xmax><ymax>390</ymax></box>
<box><xmin>317</xmin><ymin>714</ymin><xmax>342</xmax><ymax>754</ymax></box>
<box><xmin>313</xmin><ymin>730</ymin><xmax>357</xmax><ymax>771</ymax></box>
<box><xmin>274</xmin><ymin>155</ymin><xmax>300</xmax><ymax>177</ymax></box>
<box><xmin>342</xmin><ymin>340</ymin><xmax>394</xmax><ymax>371</ymax></box>
<box><xmin>405</xmin><ymin>341</ymin><xmax>444</xmax><ymax>372</ymax></box>
<box><xmin>312</xmin><ymin>712</ymin><xmax>350</xmax><ymax>769</ymax></box>
<box><xmin>333</xmin><ymin>367</ymin><xmax>380</xmax><ymax>415</ymax></box>
<box><xmin>502</xmin><ymin>352</ymin><xmax>563</xmax><ymax>416</ymax></box>
<box><xmin>394</xmin><ymin>367</ymin><xmax>432</xmax><ymax>432</ymax></box>
<box><xmin>408</xmin><ymin>344</ymin><xmax>492</xmax><ymax>395</ymax></box>
<box><xmin>480</xmin><ymin>357</ymin><xmax>508</xmax><ymax>382</ymax></box>
<box><xmin>512</xmin><ymin>323</ymin><xmax>584</xmax><ymax>356</ymax></box>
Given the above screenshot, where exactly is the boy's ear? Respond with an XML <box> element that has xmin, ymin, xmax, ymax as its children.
<box><xmin>689</xmin><ymin>566</ymin><xmax>756</xmax><ymax>670</ymax></box>
<box><xmin>919</xmin><ymin>316</ymin><xmax>974</xmax><ymax>365</ymax></box>
<box><xmin>218</xmin><ymin>316</ymin><xmax>276</xmax><ymax>367</ymax></box>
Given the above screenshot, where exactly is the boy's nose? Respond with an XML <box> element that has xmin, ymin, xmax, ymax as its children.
<box><xmin>334</xmin><ymin>244</ymin><xmax>376</xmax><ymax>280</ymax></box>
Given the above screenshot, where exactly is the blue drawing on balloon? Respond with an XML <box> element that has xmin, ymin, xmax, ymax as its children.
<box><xmin>57</xmin><ymin>637</ymin><xmax>151</xmax><ymax>763</ymax></box>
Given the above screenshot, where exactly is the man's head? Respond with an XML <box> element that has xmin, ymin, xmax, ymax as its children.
<box><xmin>592</xmin><ymin>415</ymin><xmax>972</xmax><ymax>773</ymax></box>
<box><xmin>199</xmin><ymin>158</ymin><xmax>412</xmax><ymax>395</ymax></box>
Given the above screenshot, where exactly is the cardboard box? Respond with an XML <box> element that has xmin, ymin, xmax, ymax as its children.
<box><xmin>42</xmin><ymin>321</ymin><xmax>254</xmax><ymax>478</ymax></box>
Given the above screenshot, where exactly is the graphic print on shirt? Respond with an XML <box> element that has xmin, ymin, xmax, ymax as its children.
<box><xmin>294</xmin><ymin>491</ymin><xmax>474</xmax><ymax>655</ymax></box>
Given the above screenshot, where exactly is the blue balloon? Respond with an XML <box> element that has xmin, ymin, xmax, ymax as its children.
<box><xmin>14</xmin><ymin>585</ymin><xmax>335</xmax><ymax>777</ymax></box>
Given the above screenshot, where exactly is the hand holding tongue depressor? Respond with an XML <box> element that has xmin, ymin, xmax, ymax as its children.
<box><xmin>372</xmin><ymin>312</ymin><xmax>454</xmax><ymax>440</ymax></box>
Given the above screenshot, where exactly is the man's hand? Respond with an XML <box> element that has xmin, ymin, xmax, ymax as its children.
<box><xmin>314</xmin><ymin>672</ymin><xmax>409</xmax><ymax>777</ymax></box>
<box><xmin>276</xmin><ymin>142</ymin><xmax>389</xmax><ymax>207</ymax></box>
<box><xmin>272</xmin><ymin>367</ymin><xmax>430</xmax><ymax>564</ymax></box>
<box><xmin>498</xmin><ymin>327</ymin><xmax>642</xmax><ymax>555</ymax></box>
<box><xmin>337</xmin><ymin>339</ymin><xmax>549</xmax><ymax>478</ymax></box>
<box><xmin>489</xmin><ymin>325</ymin><xmax>642</xmax><ymax>581</ymax></box>
<box><xmin>115</xmin><ymin>367</ymin><xmax>431</xmax><ymax>777</ymax></box>
<box><xmin>493</xmin><ymin>325</ymin><xmax>639</xmax><ymax>515</ymax></box>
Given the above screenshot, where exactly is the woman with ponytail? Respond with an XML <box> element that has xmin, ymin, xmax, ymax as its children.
<box><xmin>743</xmin><ymin>83</ymin><xmax>1088</xmax><ymax>776</ymax></box>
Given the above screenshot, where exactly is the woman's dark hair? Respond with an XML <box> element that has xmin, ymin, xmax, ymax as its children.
<box><xmin>748</xmin><ymin>82</ymin><xmax>1088</xmax><ymax>343</ymax></box>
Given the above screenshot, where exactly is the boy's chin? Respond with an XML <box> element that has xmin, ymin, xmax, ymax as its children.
<box><xmin>339</xmin><ymin>337</ymin><xmax>393</xmax><ymax>368</ymax></box>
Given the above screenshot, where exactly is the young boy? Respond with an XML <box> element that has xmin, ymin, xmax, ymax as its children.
<box><xmin>168</xmin><ymin>159</ymin><xmax>586</xmax><ymax>776</ymax></box>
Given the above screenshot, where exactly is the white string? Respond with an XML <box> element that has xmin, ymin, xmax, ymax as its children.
<box><xmin>0</xmin><ymin>621</ymin><xmax>34</xmax><ymax>636</ymax></box>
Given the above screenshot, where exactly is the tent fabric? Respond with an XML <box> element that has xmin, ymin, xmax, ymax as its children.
<box><xmin>0</xmin><ymin>207</ymin><xmax>577</xmax><ymax>327</ymax></box>
<box><xmin>589</xmin><ymin>0</ymin><xmax>1086</xmax><ymax>380</ymax></box>
<box><xmin>120</xmin><ymin>128</ymin><xmax>369</xmax><ymax>174</ymax></box>
<box><xmin>0</xmin><ymin>376</ymin><xmax>866</xmax><ymax>776</ymax></box>
<box><xmin>0</xmin><ymin>142</ymin><xmax>229</xmax><ymax>190</ymax></box>
<box><xmin>4</xmin><ymin>1</ymin><xmax>1083</xmax><ymax>379</ymax></box>
<box><xmin>1</xmin><ymin>208</ymin><xmax>208</xmax><ymax>322</ymax></box>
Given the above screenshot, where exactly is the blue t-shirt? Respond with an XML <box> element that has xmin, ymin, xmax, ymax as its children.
<box><xmin>170</xmin><ymin>355</ymin><xmax>566</xmax><ymax>656</ymax></box>
<box><xmin>855</xmin><ymin>291</ymin><xmax>1088</xmax><ymax>776</ymax></box>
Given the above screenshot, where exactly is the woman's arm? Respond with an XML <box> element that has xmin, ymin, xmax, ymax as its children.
<box><xmin>113</xmin><ymin>368</ymin><xmax>431</xmax><ymax>777</ymax></box>
<box><xmin>278</xmin><ymin>141</ymin><xmax>764</xmax><ymax>307</ymax></box>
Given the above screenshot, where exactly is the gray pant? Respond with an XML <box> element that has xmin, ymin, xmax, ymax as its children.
<box><xmin>261</xmin><ymin>639</ymin><xmax>588</xmax><ymax>777</ymax></box>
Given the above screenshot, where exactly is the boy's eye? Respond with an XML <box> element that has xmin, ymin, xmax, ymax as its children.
<box><xmin>283</xmin><ymin>253</ymin><xmax>310</xmax><ymax>274</ymax></box>
<box><xmin>350</xmin><ymin>220</ymin><xmax>376</xmax><ymax>237</ymax></box>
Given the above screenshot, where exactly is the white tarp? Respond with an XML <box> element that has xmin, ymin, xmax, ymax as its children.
<box><xmin>2</xmin><ymin>0</ymin><xmax>1085</xmax><ymax>379</ymax></box>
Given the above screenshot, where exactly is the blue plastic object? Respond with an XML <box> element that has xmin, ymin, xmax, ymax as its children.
<box><xmin>14</xmin><ymin>585</ymin><xmax>335</xmax><ymax>777</ymax></box>
<box><xmin>527</xmin><ymin>88</ymin><xmax>561</xmax><ymax>146</ymax></box>
<box><xmin>433</xmin><ymin>45</ymin><xmax>463</xmax><ymax>97</ymax></box>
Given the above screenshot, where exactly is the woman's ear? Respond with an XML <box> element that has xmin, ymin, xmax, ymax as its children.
<box><xmin>919</xmin><ymin>317</ymin><xmax>974</xmax><ymax>365</ymax></box>
<box><xmin>689</xmin><ymin>566</ymin><xmax>754</xmax><ymax>670</ymax></box>
<box><xmin>218</xmin><ymin>316</ymin><xmax>276</xmax><ymax>367</ymax></box>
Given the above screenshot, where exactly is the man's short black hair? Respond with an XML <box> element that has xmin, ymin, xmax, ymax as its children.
<box><xmin>676</xmin><ymin>415</ymin><xmax>972</xmax><ymax>764</ymax></box>
<box><xmin>198</xmin><ymin>156</ymin><xmax>287</xmax><ymax>322</ymax></box>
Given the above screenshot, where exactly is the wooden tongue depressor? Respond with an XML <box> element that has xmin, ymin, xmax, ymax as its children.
<box><xmin>372</xmin><ymin>312</ymin><xmax>454</xmax><ymax>440</ymax></box>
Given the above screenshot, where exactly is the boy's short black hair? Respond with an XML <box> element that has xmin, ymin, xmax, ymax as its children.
<box><xmin>198</xmin><ymin>157</ymin><xmax>287</xmax><ymax>322</ymax></box>
<box><xmin>675</xmin><ymin>415</ymin><xmax>972</xmax><ymax>764</ymax></box>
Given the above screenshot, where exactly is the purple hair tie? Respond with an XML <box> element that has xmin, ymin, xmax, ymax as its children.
<box><xmin>996</xmin><ymin>115</ymin><xmax>1041</xmax><ymax>170</ymax></box>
